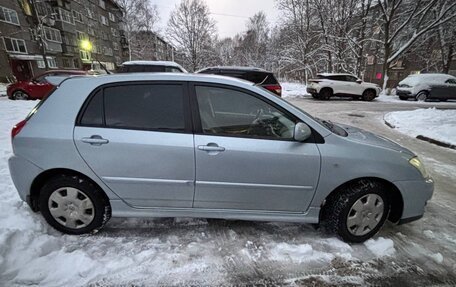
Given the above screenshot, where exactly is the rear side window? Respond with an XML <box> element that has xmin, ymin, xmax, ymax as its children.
<box><xmin>80</xmin><ymin>90</ymin><xmax>103</xmax><ymax>126</ymax></box>
<box><xmin>104</xmin><ymin>84</ymin><xmax>185</xmax><ymax>131</ymax></box>
<box><xmin>79</xmin><ymin>84</ymin><xmax>186</xmax><ymax>131</ymax></box>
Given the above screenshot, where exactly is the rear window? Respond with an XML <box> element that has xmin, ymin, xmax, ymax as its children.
<box><xmin>217</xmin><ymin>70</ymin><xmax>278</xmax><ymax>85</ymax></box>
<box><xmin>80</xmin><ymin>84</ymin><xmax>186</xmax><ymax>131</ymax></box>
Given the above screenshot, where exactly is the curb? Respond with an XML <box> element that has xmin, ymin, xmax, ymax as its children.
<box><xmin>384</xmin><ymin>119</ymin><xmax>456</xmax><ymax>150</ymax></box>
<box><xmin>416</xmin><ymin>135</ymin><xmax>456</xmax><ymax>150</ymax></box>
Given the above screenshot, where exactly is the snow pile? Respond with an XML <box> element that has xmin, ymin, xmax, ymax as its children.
<box><xmin>384</xmin><ymin>108</ymin><xmax>456</xmax><ymax>146</ymax></box>
<box><xmin>281</xmin><ymin>82</ymin><xmax>309</xmax><ymax>98</ymax></box>
<box><xmin>364</xmin><ymin>237</ymin><xmax>395</xmax><ymax>257</ymax></box>
<box><xmin>268</xmin><ymin>242</ymin><xmax>334</xmax><ymax>263</ymax></box>
<box><xmin>0</xmin><ymin>83</ymin><xmax>7</xmax><ymax>97</ymax></box>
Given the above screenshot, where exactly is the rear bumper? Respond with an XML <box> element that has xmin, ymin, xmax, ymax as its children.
<box><xmin>8</xmin><ymin>155</ymin><xmax>43</xmax><ymax>203</ymax></box>
<box><xmin>394</xmin><ymin>177</ymin><xmax>434</xmax><ymax>221</ymax></box>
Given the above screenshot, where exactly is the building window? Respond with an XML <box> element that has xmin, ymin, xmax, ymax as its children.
<box><xmin>62</xmin><ymin>58</ymin><xmax>74</xmax><ymax>68</ymax></box>
<box><xmin>367</xmin><ymin>55</ymin><xmax>375</xmax><ymax>65</ymax></box>
<box><xmin>108</xmin><ymin>12</ymin><xmax>115</xmax><ymax>22</ymax></box>
<box><xmin>37</xmin><ymin>58</ymin><xmax>58</xmax><ymax>68</ymax></box>
<box><xmin>73</xmin><ymin>10</ymin><xmax>84</xmax><ymax>23</ymax></box>
<box><xmin>100</xmin><ymin>15</ymin><xmax>108</xmax><ymax>26</ymax></box>
<box><xmin>0</xmin><ymin>6</ymin><xmax>19</xmax><ymax>25</ymax></box>
<box><xmin>86</xmin><ymin>7</ymin><xmax>94</xmax><ymax>19</ymax></box>
<box><xmin>55</xmin><ymin>8</ymin><xmax>74</xmax><ymax>24</ymax></box>
<box><xmin>111</xmin><ymin>27</ymin><xmax>118</xmax><ymax>37</ymax></box>
<box><xmin>3</xmin><ymin>37</ymin><xmax>27</xmax><ymax>53</ymax></box>
<box><xmin>88</xmin><ymin>27</ymin><xmax>95</xmax><ymax>36</ymax></box>
<box><xmin>80</xmin><ymin>50</ymin><xmax>91</xmax><ymax>61</ymax></box>
<box><xmin>76</xmin><ymin>31</ymin><xmax>87</xmax><ymax>41</ymax></box>
<box><xmin>99</xmin><ymin>0</ymin><xmax>106</xmax><ymax>9</ymax></box>
<box><xmin>104</xmin><ymin>46</ymin><xmax>113</xmax><ymax>56</ymax></box>
<box><xmin>113</xmin><ymin>42</ymin><xmax>119</xmax><ymax>50</ymax></box>
<box><xmin>44</xmin><ymin>26</ymin><xmax>62</xmax><ymax>43</ymax></box>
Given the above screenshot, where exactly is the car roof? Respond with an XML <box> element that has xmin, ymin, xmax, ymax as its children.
<box><xmin>197</xmin><ymin>66</ymin><xmax>271</xmax><ymax>73</ymax></box>
<box><xmin>317</xmin><ymin>73</ymin><xmax>355</xmax><ymax>77</ymax></box>
<box><xmin>121</xmin><ymin>61</ymin><xmax>182</xmax><ymax>67</ymax></box>
<box><xmin>38</xmin><ymin>70</ymin><xmax>86</xmax><ymax>76</ymax></box>
<box><xmin>60</xmin><ymin>72</ymin><xmax>255</xmax><ymax>88</ymax></box>
<box><xmin>405</xmin><ymin>73</ymin><xmax>454</xmax><ymax>78</ymax></box>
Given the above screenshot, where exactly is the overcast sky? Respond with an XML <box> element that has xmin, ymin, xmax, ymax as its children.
<box><xmin>152</xmin><ymin>0</ymin><xmax>280</xmax><ymax>39</ymax></box>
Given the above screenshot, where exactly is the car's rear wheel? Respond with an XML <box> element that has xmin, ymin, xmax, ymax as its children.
<box><xmin>318</xmin><ymin>88</ymin><xmax>332</xmax><ymax>100</ymax></box>
<box><xmin>362</xmin><ymin>89</ymin><xmax>376</xmax><ymax>101</ymax></box>
<box><xmin>416</xmin><ymin>91</ymin><xmax>429</xmax><ymax>102</ymax></box>
<box><xmin>39</xmin><ymin>174</ymin><xmax>111</xmax><ymax>235</ymax></box>
<box><xmin>12</xmin><ymin>90</ymin><xmax>29</xmax><ymax>100</ymax></box>
<box><xmin>322</xmin><ymin>179</ymin><xmax>389</xmax><ymax>243</ymax></box>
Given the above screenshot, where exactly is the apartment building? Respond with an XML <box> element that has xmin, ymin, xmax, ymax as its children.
<box><xmin>0</xmin><ymin>0</ymin><xmax>127</xmax><ymax>82</ymax></box>
<box><xmin>130</xmin><ymin>30</ymin><xmax>176</xmax><ymax>62</ymax></box>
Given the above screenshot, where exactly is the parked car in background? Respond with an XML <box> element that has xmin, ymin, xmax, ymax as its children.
<box><xmin>7</xmin><ymin>70</ymin><xmax>86</xmax><ymax>100</ymax></box>
<box><xmin>396</xmin><ymin>73</ymin><xmax>456</xmax><ymax>101</ymax></box>
<box><xmin>117</xmin><ymin>61</ymin><xmax>187</xmax><ymax>73</ymax></box>
<box><xmin>9</xmin><ymin>73</ymin><xmax>433</xmax><ymax>243</ymax></box>
<box><xmin>307</xmin><ymin>73</ymin><xmax>381</xmax><ymax>101</ymax></box>
<box><xmin>196</xmin><ymin>66</ymin><xmax>282</xmax><ymax>96</ymax></box>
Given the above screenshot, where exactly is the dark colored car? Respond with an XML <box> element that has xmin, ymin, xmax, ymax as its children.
<box><xmin>196</xmin><ymin>66</ymin><xmax>282</xmax><ymax>96</ymax></box>
<box><xmin>7</xmin><ymin>70</ymin><xmax>86</xmax><ymax>100</ymax></box>
<box><xmin>396</xmin><ymin>73</ymin><xmax>456</xmax><ymax>101</ymax></box>
<box><xmin>117</xmin><ymin>61</ymin><xmax>187</xmax><ymax>73</ymax></box>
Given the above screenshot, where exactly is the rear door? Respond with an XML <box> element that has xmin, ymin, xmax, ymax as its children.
<box><xmin>74</xmin><ymin>82</ymin><xmax>195</xmax><ymax>208</ymax></box>
<box><xmin>191</xmin><ymin>84</ymin><xmax>321</xmax><ymax>212</ymax></box>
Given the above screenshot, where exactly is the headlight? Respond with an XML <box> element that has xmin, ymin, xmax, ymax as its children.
<box><xmin>409</xmin><ymin>157</ymin><xmax>428</xmax><ymax>178</ymax></box>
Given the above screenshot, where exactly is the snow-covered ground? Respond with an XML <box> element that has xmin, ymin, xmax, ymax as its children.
<box><xmin>0</xmin><ymin>83</ymin><xmax>7</xmax><ymax>97</ymax></box>
<box><xmin>281</xmin><ymin>82</ymin><xmax>309</xmax><ymax>98</ymax></box>
<box><xmin>384</xmin><ymin>108</ymin><xmax>456</xmax><ymax>146</ymax></box>
<box><xmin>1</xmin><ymin>91</ymin><xmax>456</xmax><ymax>286</ymax></box>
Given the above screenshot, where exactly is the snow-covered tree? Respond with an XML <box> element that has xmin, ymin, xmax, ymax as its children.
<box><xmin>167</xmin><ymin>0</ymin><xmax>217</xmax><ymax>72</ymax></box>
<box><xmin>115</xmin><ymin>0</ymin><xmax>159</xmax><ymax>61</ymax></box>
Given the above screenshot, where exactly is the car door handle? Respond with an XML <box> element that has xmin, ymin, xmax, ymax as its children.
<box><xmin>197</xmin><ymin>144</ymin><xmax>225</xmax><ymax>152</ymax></box>
<box><xmin>81</xmin><ymin>135</ymin><xmax>109</xmax><ymax>145</ymax></box>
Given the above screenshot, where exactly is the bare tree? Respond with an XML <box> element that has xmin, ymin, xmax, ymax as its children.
<box><xmin>167</xmin><ymin>0</ymin><xmax>216</xmax><ymax>71</ymax></box>
<box><xmin>116</xmin><ymin>0</ymin><xmax>159</xmax><ymax>61</ymax></box>
<box><xmin>377</xmin><ymin>0</ymin><xmax>456</xmax><ymax>89</ymax></box>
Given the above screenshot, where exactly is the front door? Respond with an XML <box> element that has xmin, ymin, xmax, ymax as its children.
<box><xmin>74</xmin><ymin>82</ymin><xmax>195</xmax><ymax>208</ymax></box>
<box><xmin>192</xmin><ymin>84</ymin><xmax>321</xmax><ymax>212</ymax></box>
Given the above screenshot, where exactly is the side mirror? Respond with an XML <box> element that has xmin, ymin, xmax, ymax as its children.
<box><xmin>356</xmin><ymin>79</ymin><xmax>362</xmax><ymax>84</ymax></box>
<box><xmin>294</xmin><ymin>122</ymin><xmax>312</xmax><ymax>142</ymax></box>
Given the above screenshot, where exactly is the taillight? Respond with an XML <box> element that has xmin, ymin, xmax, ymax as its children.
<box><xmin>264</xmin><ymin>84</ymin><xmax>282</xmax><ymax>96</ymax></box>
<box><xmin>12</xmin><ymin>119</ymin><xmax>27</xmax><ymax>139</ymax></box>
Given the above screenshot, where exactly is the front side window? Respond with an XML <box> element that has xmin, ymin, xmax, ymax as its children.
<box><xmin>446</xmin><ymin>79</ymin><xmax>456</xmax><ymax>84</ymax></box>
<box><xmin>104</xmin><ymin>84</ymin><xmax>185</xmax><ymax>131</ymax></box>
<box><xmin>196</xmin><ymin>86</ymin><xmax>296</xmax><ymax>140</ymax></box>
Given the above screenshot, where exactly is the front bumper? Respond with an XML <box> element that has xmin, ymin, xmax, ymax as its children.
<box><xmin>307</xmin><ymin>88</ymin><xmax>318</xmax><ymax>94</ymax></box>
<box><xmin>394</xmin><ymin>177</ymin><xmax>434</xmax><ymax>222</ymax></box>
<box><xmin>396</xmin><ymin>89</ymin><xmax>413</xmax><ymax>98</ymax></box>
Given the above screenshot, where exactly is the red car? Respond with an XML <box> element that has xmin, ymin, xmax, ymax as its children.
<box><xmin>7</xmin><ymin>70</ymin><xmax>86</xmax><ymax>100</ymax></box>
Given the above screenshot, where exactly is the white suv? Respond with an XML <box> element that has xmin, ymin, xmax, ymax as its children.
<box><xmin>307</xmin><ymin>73</ymin><xmax>381</xmax><ymax>101</ymax></box>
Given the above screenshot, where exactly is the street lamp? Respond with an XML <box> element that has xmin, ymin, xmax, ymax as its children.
<box><xmin>80</xmin><ymin>39</ymin><xmax>93</xmax><ymax>53</ymax></box>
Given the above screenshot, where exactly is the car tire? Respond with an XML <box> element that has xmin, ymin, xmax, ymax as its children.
<box><xmin>399</xmin><ymin>96</ymin><xmax>408</xmax><ymax>101</ymax></box>
<box><xmin>311</xmin><ymin>93</ymin><xmax>318</xmax><ymax>99</ymax></box>
<box><xmin>318</xmin><ymin>88</ymin><xmax>332</xmax><ymax>100</ymax></box>
<box><xmin>322</xmin><ymin>179</ymin><xmax>390</xmax><ymax>243</ymax></box>
<box><xmin>416</xmin><ymin>91</ymin><xmax>429</xmax><ymax>102</ymax></box>
<box><xmin>39</xmin><ymin>174</ymin><xmax>111</xmax><ymax>235</ymax></box>
<box><xmin>12</xmin><ymin>90</ymin><xmax>29</xmax><ymax>100</ymax></box>
<box><xmin>362</xmin><ymin>89</ymin><xmax>376</xmax><ymax>101</ymax></box>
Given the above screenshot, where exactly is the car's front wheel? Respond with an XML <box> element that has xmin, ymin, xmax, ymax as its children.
<box><xmin>322</xmin><ymin>179</ymin><xmax>389</xmax><ymax>243</ymax></box>
<box><xmin>39</xmin><ymin>174</ymin><xmax>111</xmax><ymax>235</ymax></box>
<box><xmin>362</xmin><ymin>89</ymin><xmax>376</xmax><ymax>101</ymax></box>
<box><xmin>416</xmin><ymin>91</ymin><xmax>429</xmax><ymax>102</ymax></box>
<box><xmin>318</xmin><ymin>88</ymin><xmax>332</xmax><ymax>100</ymax></box>
<box><xmin>12</xmin><ymin>90</ymin><xmax>29</xmax><ymax>100</ymax></box>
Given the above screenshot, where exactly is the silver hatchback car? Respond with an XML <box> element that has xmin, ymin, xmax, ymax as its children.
<box><xmin>9</xmin><ymin>74</ymin><xmax>434</xmax><ymax>242</ymax></box>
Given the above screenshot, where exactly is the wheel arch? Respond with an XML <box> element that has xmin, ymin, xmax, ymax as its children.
<box><xmin>319</xmin><ymin>176</ymin><xmax>404</xmax><ymax>223</ymax></box>
<box><xmin>29</xmin><ymin>168</ymin><xmax>110</xmax><ymax>212</ymax></box>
